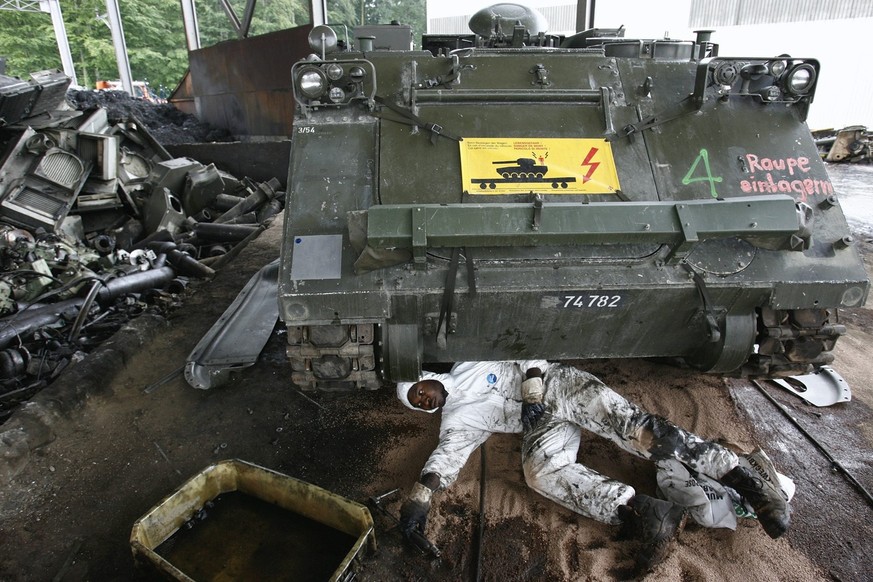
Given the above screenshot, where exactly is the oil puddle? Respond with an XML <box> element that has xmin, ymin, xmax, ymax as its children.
<box><xmin>156</xmin><ymin>491</ymin><xmax>357</xmax><ymax>581</ymax></box>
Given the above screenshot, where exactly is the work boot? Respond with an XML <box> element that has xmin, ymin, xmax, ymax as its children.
<box><xmin>720</xmin><ymin>450</ymin><xmax>791</xmax><ymax>539</ymax></box>
<box><xmin>618</xmin><ymin>494</ymin><xmax>687</xmax><ymax>574</ymax></box>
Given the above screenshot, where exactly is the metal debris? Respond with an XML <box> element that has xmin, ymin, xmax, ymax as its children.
<box><xmin>0</xmin><ymin>70</ymin><xmax>284</xmax><ymax>420</ymax></box>
<box><xmin>771</xmin><ymin>366</ymin><xmax>851</xmax><ymax>407</ymax></box>
<box><xmin>814</xmin><ymin>125</ymin><xmax>872</xmax><ymax>163</ymax></box>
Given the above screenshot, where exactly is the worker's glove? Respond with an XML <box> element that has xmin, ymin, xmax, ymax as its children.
<box><xmin>399</xmin><ymin>481</ymin><xmax>434</xmax><ymax>539</ymax></box>
<box><xmin>521</xmin><ymin>372</ymin><xmax>544</xmax><ymax>404</ymax></box>
<box><xmin>521</xmin><ymin>401</ymin><xmax>546</xmax><ymax>432</ymax></box>
<box><xmin>521</xmin><ymin>368</ymin><xmax>545</xmax><ymax>431</ymax></box>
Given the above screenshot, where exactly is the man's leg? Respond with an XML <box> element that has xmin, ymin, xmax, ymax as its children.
<box><xmin>544</xmin><ymin>365</ymin><xmax>790</xmax><ymax>538</ymax></box>
<box><xmin>543</xmin><ymin>365</ymin><xmax>739</xmax><ymax>478</ymax></box>
<box><xmin>522</xmin><ymin>416</ymin><xmax>686</xmax><ymax>573</ymax></box>
<box><xmin>521</xmin><ymin>416</ymin><xmax>633</xmax><ymax>524</ymax></box>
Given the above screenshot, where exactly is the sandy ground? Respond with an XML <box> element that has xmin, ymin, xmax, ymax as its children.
<box><xmin>0</xmin><ymin>220</ymin><xmax>870</xmax><ymax>581</ymax></box>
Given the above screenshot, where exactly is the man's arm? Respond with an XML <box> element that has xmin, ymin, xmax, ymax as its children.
<box><xmin>424</xmin><ymin>427</ymin><xmax>491</xmax><ymax>489</ymax></box>
<box><xmin>517</xmin><ymin>360</ymin><xmax>550</xmax><ymax>377</ymax></box>
<box><xmin>400</xmin><ymin>428</ymin><xmax>490</xmax><ymax>538</ymax></box>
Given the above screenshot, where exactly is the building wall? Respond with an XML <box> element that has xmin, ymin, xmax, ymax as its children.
<box><xmin>689</xmin><ymin>0</ymin><xmax>873</xmax><ymax>26</ymax></box>
<box><xmin>426</xmin><ymin>0</ymin><xmax>871</xmax><ymax>130</ymax></box>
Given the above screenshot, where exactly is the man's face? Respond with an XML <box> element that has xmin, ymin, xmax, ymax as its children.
<box><xmin>407</xmin><ymin>379</ymin><xmax>448</xmax><ymax>411</ymax></box>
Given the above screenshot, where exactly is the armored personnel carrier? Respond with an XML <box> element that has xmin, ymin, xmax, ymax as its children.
<box><xmin>279</xmin><ymin>4</ymin><xmax>869</xmax><ymax>389</ymax></box>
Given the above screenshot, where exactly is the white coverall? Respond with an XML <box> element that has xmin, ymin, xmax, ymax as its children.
<box><xmin>398</xmin><ymin>361</ymin><xmax>745</xmax><ymax>526</ymax></box>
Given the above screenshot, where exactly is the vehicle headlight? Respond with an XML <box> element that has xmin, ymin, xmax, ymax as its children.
<box><xmin>328</xmin><ymin>86</ymin><xmax>345</xmax><ymax>103</ymax></box>
<box><xmin>325</xmin><ymin>63</ymin><xmax>344</xmax><ymax>81</ymax></box>
<box><xmin>768</xmin><ymin>59</ymin><xmax>786</xmax><ymax>76</ymax></box>
<box><xmin>298</xmin><ymin>68</ymin><xmax>327</xmax><ymax>99</ymax></box>
<box><xmin>784</xmin><ymin>64</ymin><xmax>816</xmax><ymax>95</ymax></box>
<box><xmin>349</xmin><ymin>66</ymin><xmax>366</xmax><ymax>83</ymax></box>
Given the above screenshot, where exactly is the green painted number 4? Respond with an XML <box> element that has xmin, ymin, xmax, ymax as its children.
<box><xmin>682</xmin><ymin>148</ymin><xmax>722</xmax><ymax>198</ymax></box>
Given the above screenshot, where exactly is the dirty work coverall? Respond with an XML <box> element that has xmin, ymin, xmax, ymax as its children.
<box><xmin>400</xmin><ymin>361</ymin><xmax>740</xmax><ymax>525</ymax></box>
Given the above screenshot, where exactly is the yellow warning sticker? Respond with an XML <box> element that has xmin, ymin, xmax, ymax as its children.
<box><xmin>460</xmin><ymin>138</ymin><xmax>621</xmax><ymax>195</ymax></box>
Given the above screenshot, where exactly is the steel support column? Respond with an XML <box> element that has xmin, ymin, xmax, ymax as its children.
<box><xmin>310</xmin><ymin>0</ymin><xmax>327</xmax><ymax>26</ymax></box>
<box><xmin>105</xmin><ymin>0</ymin><xmax>133</xmax><ymax>95</ymax></box>
<box><xmin>44</xmin><ymin>0</ymin><xmax>77</xmax><ymax>84</ymax></box>
<box><xmin>179</xmin><ymin>0</ymin><xmax>200</xmax><ymax>51</ymax></box>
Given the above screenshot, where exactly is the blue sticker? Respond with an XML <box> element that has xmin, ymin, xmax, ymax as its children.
<box><xmin>295</xmin><ymin>237</ymin><xmax>303</xmax><ymax>244</ymax></box>
<box><xmin>487</xmin><ymin>373</ymin><xmax>497</xmax><ymax>384</ymax></box>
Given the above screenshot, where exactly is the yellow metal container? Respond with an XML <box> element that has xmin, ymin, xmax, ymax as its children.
<box><xmin>130</xmin><ymin>459</ymin><xmax>376</xmax><ymax>581</ymax></box>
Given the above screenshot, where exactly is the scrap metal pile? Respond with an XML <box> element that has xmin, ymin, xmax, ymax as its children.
<box><xmin>814</xmin><ymin>125</ymin><xmax>873</xmax><ymax>163</ymax></box>
<box><xmin>0</xmin><ymin>70</ymin><xmax>283</xmax><ymax>421</ymax></box>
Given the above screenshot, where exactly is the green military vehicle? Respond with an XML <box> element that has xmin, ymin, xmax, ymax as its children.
<box><xmin>278</xmin><ymin>4</ymin><xmax>869</xmax><ymax>390</ymax></box>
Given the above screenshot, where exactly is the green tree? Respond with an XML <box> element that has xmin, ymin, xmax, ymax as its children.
<box><xmin>0</xmin><ymin>9</ymin><xmax>63</xmax><ymax>79</ymax></box>
<box><xmin>0</xmin><ymin>0</ymin><xmax>427</xmax><ymax>96</ymax></box>
<box><xmin>0</xmin><ymin>0</ymin><xmax>188</xmax><ymax>92</ymax></box>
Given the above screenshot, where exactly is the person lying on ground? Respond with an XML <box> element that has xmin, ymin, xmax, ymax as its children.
<box><xmin>397</xmin><ymin>361</ymin><xmax>793</xmax><ymax>573</ymax></box>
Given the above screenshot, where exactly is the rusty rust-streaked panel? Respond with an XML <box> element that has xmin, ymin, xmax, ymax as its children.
<box><xmin>187</xmin><ymin>25</ymin><xmax>312</xmax><ymax>137</ymax></box>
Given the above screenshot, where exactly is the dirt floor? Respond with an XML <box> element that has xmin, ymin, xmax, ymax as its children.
<box><xmin>0</xmin><ymin>220</ymin><xmax>870</xmax><ymax>582</ymax></box>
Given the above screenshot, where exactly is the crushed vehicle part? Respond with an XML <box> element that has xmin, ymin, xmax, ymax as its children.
<box><xmin>182</xmin><ymin>163</ymin><xmax>225</xmax><ymax>216</ymax></box>
<box><xmin>278</xmin><ymin>5</ymin><xmax>869</xmax><ymax>390</ymax></box>
<box><xmin>814</xmin><ymin>125</ymin><xmax>872</xmax><ymax>164</ymax></box>
<box><xmin>185</xmin><ymin>259</ymin><xmax>279</xmax><ymax>390</ymax></box>
<box><xmin>0</xmin><ymin>70</ymin><xmax>71</xmax><ymax>128</ymax></box>
<box><xmin>771</xmin><ymin>366</ymin><xmax>851</xmax><ymax>407</ymax></box>
<box><xmin>0</xmin><ymin>128</ymin><xmax>93</xmax><ymax>231</ymax></box>
<box><xmin>143</xmin><ymin>187</ymin><xmax>186</xmax><ymax>235</ymax></box>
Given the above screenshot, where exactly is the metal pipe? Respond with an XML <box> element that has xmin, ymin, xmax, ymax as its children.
<box><xmin>208</xmin><ymin>225</ymin><xmax>266</xmax><ymax>270</ymax></box>
<box><xmin>104</xmin><ymin>0</ymin><xmax>134</xmax><ymax>95</ymax></box>
<box><xmin>97</xmin><ymin>266</ymin><xmax>176</xmax><ymax>303</ymax></box>
<box><xmin>0</xmin><ymin>298</ymin><xmax>84</xmax><ymax>349</ymax></box>
<box><xmin>213</xmin><ymin>194</ymin><xmax>246</xmax><ymax>211</ymax></box>
<box><xmin>215</xmin><ymin>180</ymin><xmax>280</xmax><ymax>224</ymax></box>
<box><xmin>751</xmin><ymin>380</ymin><xmax>873</xmax><ymax>507</ymax></box>
<box><xmin>147</xmin><ymin>242</ymin><xmax>215</xmax><ymax>279</ymax></box>
<box><xmin>224</xmin><ymin>212</ymin><xmax>258</xmax><ymax>225</ymax></box>
<box><xmin>179</xmin><ymin>0</ymin><xmax>201</xmax><ymax>51</ymax></box>
<box><xmin>193</xmin><ymin>223</ymin><xmax>260</xmax><ymax>242</ymax></box>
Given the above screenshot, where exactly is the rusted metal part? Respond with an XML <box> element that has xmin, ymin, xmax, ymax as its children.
<box><xmin>184</xmin><ymin>26</ymin><xmax>312</xmax><ymax>136</ymax></box>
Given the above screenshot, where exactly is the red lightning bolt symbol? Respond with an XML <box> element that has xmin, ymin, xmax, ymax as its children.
<box><xmin>580</xmin><ymin>147</ymin><xmax>599</xmax><ymax>183</ymax></box>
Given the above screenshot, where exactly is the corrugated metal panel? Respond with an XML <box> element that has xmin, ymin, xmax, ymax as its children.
<box><xmin>428</xmin><ymin>4</ymin><xmax>578</xmax><ymax>34</ymax></box>
<box><xmin>428</xmin><ymin>15</ymin><xmax>470</xmax><ymax>34</ymax></box>
<box><xmin>539</xmin><ymin>5</ymin><xmax>577</xmax><ymax>33</ymax></box>
<box><xmin>691</xmin><ymin>0</ymin><xmax>873</xmax><ymax>27</ymax></box>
